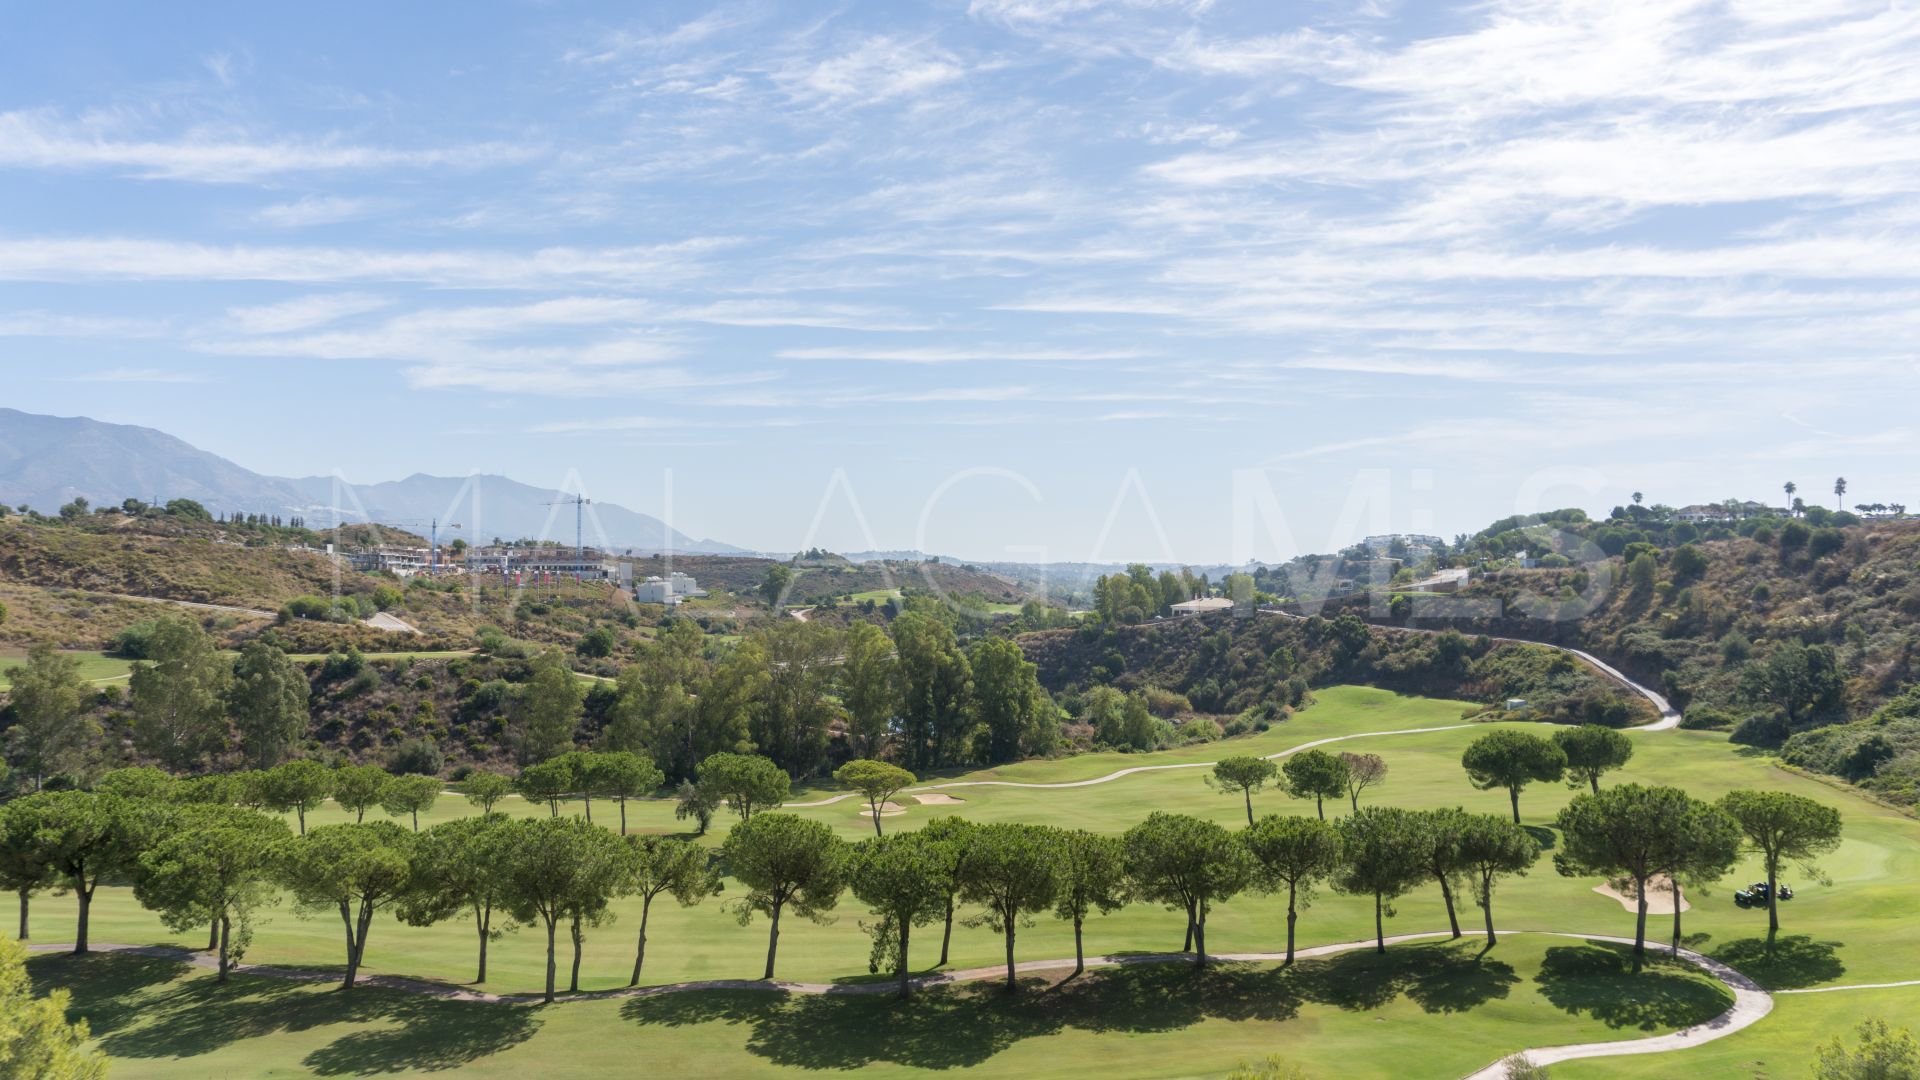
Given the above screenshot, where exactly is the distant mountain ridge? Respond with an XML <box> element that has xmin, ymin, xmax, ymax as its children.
<box><xmin>0</xmin><ymin>408</ymin><xmax>743</xmax><ymax>554</ymax></box>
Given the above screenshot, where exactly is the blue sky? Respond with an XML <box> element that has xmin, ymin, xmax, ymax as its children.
<box><xmin>2</xmin><ymin>0</ymin><xmax>1917</xmax><ymax>562</ymax></box>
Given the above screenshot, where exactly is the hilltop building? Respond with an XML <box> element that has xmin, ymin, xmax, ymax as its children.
<box><xmin>636</xmin><ymin>572</ymin><xmax>706</xmax><ymax>606</ymax></box>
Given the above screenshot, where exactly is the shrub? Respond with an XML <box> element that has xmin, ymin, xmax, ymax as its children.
<box><xmin>1730</xmin><ymin>708</ymin><xmax>1791</xmax><ymax>748</ymax></box>
<box><xmin>1810</xmin><ymin>528</ymin><xmax>1847</xmax><ymax>559</ymax></box>
<box><xmin>109</xmin><ymin>619</ymin><xmax>165</xmax><ymax>659</ymax></box>
<box><xmin>1680</xmin><ymin>706</ymin><xmax>1738</xmax><ymax>731</ymax></box>
<box><xmin>388</xmin><ymin>737</ymin><xmax>444</xmax><ymax>776</ymax></box>
<box><xmin>320</xmin><ymin>648</ymin><xmax>366</xmax><ymax>681</ymax></box>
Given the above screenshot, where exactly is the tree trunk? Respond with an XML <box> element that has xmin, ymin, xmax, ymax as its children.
<box><xmin>16</xmin><ymin>890</ymin><xmax>27</xmax><ymax>940</ymax></box>
<box><xmin>1671</xmin><ymin>881</ymin><xmax>1684</xmax><ymax>956</ymax></box>
<box><xmin>1766</xmin><ymin>857</ymin><xmax>1781</xmax><ymax>933</ymax></box>
<box><xmin>74</xmin><ymin>885</ymin><xmax>92</xmax><ymax>955</ymax></box>
<box><xmin>871</xmin><ymin>799</ymin><xmax>885</xmax><ymax>837</ymax></box>
<box><xmin>1285</xmin><ymin>882</ymin><xmax>1299</xmax><ymax>965</ymax></box>
<box><xmin>897</xmin><ymin>919</ymin><xmax>912</xmax><ymax>1000</ymax></box>
<box><xmin>1437</xmin><ymin>872</ymin><xmax>1461</xmax><ymax>938</ymax></box>
<box><xmin>349</xmin><ymin>901</ymin><xmax>375</xmax><ymax>990</ymax></box>
<box><xmin>1244</xmin><ymin>790</ymin><xmax>1255</xmax><ymax>827</ymax></box>
<box><xmin>411</xmin><ymin>810</ymin><xmax>420</xmax><ymax>832</ymax></box>
<box><xmin>584</xmin><ymin>795</ymin><xmax>592</xmax><ymax>824</ymax></box>
<box><xmin>569</xmin><ymin>915</ymin><xmax>583</xmax><ymax>993</ymax></box>
<box><xmin>1193</xmin><ymin>908</ymin><xmax>1208</xmax><ymax>969</ymax></box>
<box><xmin>217</xmin><ymin>915</ymin><xmax>231</xmax><ymax>983</ymax></box>
<box><xmin>1588</xmin><ymin>773</ymin><xmax>1600</xmax><ymax>796</ymax></box>
<box><xmin>338</xmin><ymin>900</ymin><xmax>356</xmax><ymax>979</ymax></box>
<box><xmin>1182</xmin><ymin>912</ymin><xmax>1194</xmax><ymax>953</ymax></box>
<box><xmin>1350</xmin><ymin>791</ymin><xmax>1360</xmax><ymax>814</ymax></box>
<box><xmin>619</xmin><ymin>799</ymin><xmax>627</xmax><ymax>836</ymax></box>
<box><xmin>762</xmin><ymin>900</ymin><xmax>783</xmax><ymax>980</ymax></box>
<box><xmin>1481</xmin><ymin>885</ymin><xmax>1497</xmax><ymax>946</ymax></box>
<box><xmin>1003</xmin><ymin>922</ymin><xmax>1018</xmax><ymax>993</ymax></box>
<box><xmin>1508</xmin><ymin>787</ymin><xmax>1521</xmax><ymax>824</ymax></box>
<box><xmin>543</xmin><ymin>917</ymin><xmax>557</xmax><ymax>1003</ymax></box>
<box><xmin>1632</xmin><ymin>873</ymin><xmax>1649</xmax><ymax>971</ymax></box>
<box><xmin>1072</xmin><ymin>916</ymin><xmax>1085</xmax><ymax>976</ymax></box>
<box><xmin>476</xmin><ymin>903</ymin><xmax>491</xmax><ymax>983</ymax></box>
<box><xmin>1315</xmin><ymin>794</ymin><xmax>1324</xmax><ymax>821</ymax></box>
<box><xmin>356</xmin><ymin>806</ymin><xmax>366</xmax><ymax>823</ymax></box>
<box><xmin>207</xmin><ymin>917</ymin><xmax>220</xmax><ymax>951</ymax></box>
<box><xmin>630</xmin><ymin>896</ymin><xmax>653</xmax><ymax>986</ymax></box>
<box><xmin>297</xmin><ymin>807</ymin><xmax>307</xmax><ymax>835</ymax></box>
<box><xmin>938</xmin><ymin>896</ymin><xmax>954</xmax><ymax>966</ymax></box>
<box><xmin>1373</xmin><ymin>892</ymin><xmax>1385</xmax><ymax>953</ymax></box>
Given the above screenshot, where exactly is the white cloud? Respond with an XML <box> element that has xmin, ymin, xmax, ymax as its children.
<box><xmin>776</xmin><ymin>36</ymin><xmax>965</xmax><ymax>106</ymax></box>
<box><xmin>0</xmin><ymin>109</ymin><xmax>539</xmax><ymax>183</ymax></box>
<box><xmin>57</xmin><ymin>366</ymin><xmax>208</xmax><ymax>384</ymax></box>
<box><xmin>776</xmin><ymin>345</ymin><xmax>1149</xmax><ymax>363</ymax></box>
<box><xmin>251</xmin><ymin>195</ymin><xmax>384</xmax><ymax>228</ymax></box>
<box><xmin>222</xmin><ymin>293</ymin><xmax>392</xmax><ymax>335</ymax></box>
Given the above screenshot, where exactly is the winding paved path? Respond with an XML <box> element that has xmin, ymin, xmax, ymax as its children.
<box><xmin>27</xmin><ymin>930</ymin><xmax>1781</xmax><ymax>1078</ymax></box>
<box><xmin>787</xmin><ymin>628</ymin><xmax>1677</xmax><ymax>809</ymax></box>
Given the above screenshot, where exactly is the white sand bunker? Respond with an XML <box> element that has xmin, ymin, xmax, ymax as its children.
<box><xmin>858</xmin><ymin>801</ymin><xmax>907</xmax><ymax>817</ymax></box>
<box><xmin>914</xmin><ymin>793</ymin><xmax>965</xmax><ymax>805</ymax></box>
<box><xmin>1593</xmin><ymin>873</ymin><xmax>1689</xmax><ymax>914</ymax></box>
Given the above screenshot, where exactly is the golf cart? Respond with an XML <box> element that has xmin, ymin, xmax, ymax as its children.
<box><xmin>1733</xmin><ymin>881</ymin><xmax>1795</xmax><ymax>907</ymax></box>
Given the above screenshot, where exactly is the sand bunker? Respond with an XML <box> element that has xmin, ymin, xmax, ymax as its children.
<box><xmin>914</xmin><ymin>793</ymin><xmax>965</xmax><ymax>805</ymax></box>
<box><xmin>857</xmin><ymin>802</ymin><xmax>907</xmax><ymax>817</ymax></box>
<box><xmin>1593</xmin><ymin>873</ymin><xmax>1689</xmax><ymax>915</ymax></box>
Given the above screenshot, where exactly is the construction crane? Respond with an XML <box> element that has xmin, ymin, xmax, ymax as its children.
<box><xmin>543</xmin><ymin>495</ymin><xmax>592</xmax><ymax>562</ymax></box>
<box><xmin>377</xmin><ymin>519</ymin><xmax>463</xmax><ymax>572</ymax></box>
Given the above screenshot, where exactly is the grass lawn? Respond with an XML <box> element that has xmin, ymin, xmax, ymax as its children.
<box><xmin>0</xmin><ymin>647</ymin><xmax>133</xmax><ymax>689</ymax></box>
<box><xmin>846</xmin><ymin>588</ymin><xmax>904</xmax><ymax>603</ymax></box>
<box><xmin>21</xmin><ymin>685</ymin><xmax>1920</xmax><ymax>1078</ymax></box>
<box><xmin>27</xmin><ymin>936</ymin><xmax>1730</xmax><ymax>1080</ymax></box>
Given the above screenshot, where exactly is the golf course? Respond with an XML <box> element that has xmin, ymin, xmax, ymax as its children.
<box><xmin>21</xmin><ymin>685</ymin><xmax>1920</xmax><ymax>1079</ymax></box>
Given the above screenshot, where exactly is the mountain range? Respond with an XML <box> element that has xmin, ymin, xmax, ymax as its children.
<box><xmin>0</xmin><ymin>408</ymin><xmax>743</xmax><ymax>554</ymax></box>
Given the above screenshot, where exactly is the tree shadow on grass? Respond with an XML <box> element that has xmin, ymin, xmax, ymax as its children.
<box><xmin>1711</xmin><ymin>935</ymin><xmax>1846</xmax><ymax>990</ymax></box>
<box><xmin>1523</xmin><ymin>826</ymin><xmax>1558</xmax><ymax>851</ymax></box>
<box><xmin>622</xmin><ymin>942</ymin><xmax>1514</xmax><ymax>1071</ymax></box>
<box><xmin>1535</xmin><ymin>943</ymin><xmax>1733</xmax><ymax>1031</ymax></box>
<box><xmin>89</xmin><ymin>971</ymin><xmax>541</xmax><ymax>1074</ymax></box>
<box><xmin>26</xmin><ymin>951</ymin><xmax>198</xmax><ymax>1037</ymax></box>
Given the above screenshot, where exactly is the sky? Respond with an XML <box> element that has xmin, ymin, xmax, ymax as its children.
<box><xmin>2</xmin><ymin>0</ymin><xmax>1918</xmax><ymax>563</ymax></box>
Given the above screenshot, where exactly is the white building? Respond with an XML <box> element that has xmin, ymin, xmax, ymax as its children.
<box><xmin>636</xmin><ymin>572</ymin><xmax>706</xmax><ymax>606</ymax></box>
<box><xmin>1362</xmin><ymin>533</ymin><xmax>1444</xmax><ymax>559</ymax></box>
<box><xmin>1406</xmin><ymin>567</ymin><xmax>1471</xmax><ymax>593</ymax></box>
<box><xmin>1170</xmin><ymin>596</ymin><xmax>1234</xmax><ymax>617</ymax></box>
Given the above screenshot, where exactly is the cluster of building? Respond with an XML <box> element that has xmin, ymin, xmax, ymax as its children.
<box><xmin>338</xmin><ymin>542</ymin><xmax>709</xmax><ymax>605</ymax></box>
<box><xmin>1673</xmin><ymin>501</ymin><xmax>1783</xmax><ymax>524</ymax></box>
<box><xmin>634</xmin><ymin>571</ymin><xmax>706</xmax><ymax>606</ymax></box>
<box><xmin>1361</xmin><ymin>533</ymin><xmax>1445</xmax><ymax>560</ymax></box>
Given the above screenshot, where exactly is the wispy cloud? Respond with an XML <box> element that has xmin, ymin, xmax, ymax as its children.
<box><xmin>0</xmin><ymin>109</ymin><xmax>540</xmax><ymax>183</ymax></box>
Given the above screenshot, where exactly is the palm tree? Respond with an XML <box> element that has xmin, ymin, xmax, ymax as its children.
<box><xmin>1834</xmin><ymin>477</ymin><xmax>1848</xmax><ymax>511</ymax></box>
<box><xmin>1783</xmin><ymin>481</ymin><xmax>1797</xmax><ymax>513</ymax></box>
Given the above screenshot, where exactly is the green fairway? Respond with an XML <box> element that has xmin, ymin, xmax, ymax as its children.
<box><xmin>0</xmin><ymin>648</ymin><xmax>133</xmax><ymax>689</ymax></box>
<box><xmin>20</xmin><ymin>684</ymin><xmax>1920</xmax><ymax>1078</ymax></box>
<box><xmin>25</xmin><ymin>935</ymin><xmax>1731</xmax><ymax>1080</ymax></box>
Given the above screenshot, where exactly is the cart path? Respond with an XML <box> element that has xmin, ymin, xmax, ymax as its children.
<box><xmin>28</xmin><ymin>930</ymin><xmax>1769</xmax><ymax>1079</ymax></box>
<box><xmin>1778</xmin><ymin>978</ymin><xmax>1920</xmax><ymax>994</ymax></box>
<box><xmin>789</xmin><ymin>618</ymin><xmax>1679</xmax><ymax>808</ymax></box>
<box><xmin>782</xmin><ymin>722</ymin><xmax>1479</xmax><ymax>806</ymax></box>
<box><xmin>1261</xmin><ymin>608</ymin><xmax>1682</xmax><ymax>731</ymax></box>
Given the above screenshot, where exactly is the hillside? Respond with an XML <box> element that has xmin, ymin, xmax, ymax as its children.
<box><xmin>0</xmin><ymin>407</ymin><xmax>740</xmax><ymax>553</ymax></box>
<box><xmin>1020</xmin><ymin>611</ymin><xmax>1653</xmax><ymax>727</ymax></box>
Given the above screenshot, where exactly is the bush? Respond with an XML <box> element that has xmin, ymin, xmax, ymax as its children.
<box><xmin>1680</xmin><ymin>706</ymin><xmax>1738</xmax><ymax>731</ymax></box>
<box><xmin>388</xmin><ymin>737</ymin><xmax>444</xmax><ymax>776</ymax></box>
<box><xmin>1670</xmin><ymin>544</ymin><xmax>1709</xmax><ymax>582</ymax></box>
<box><xmin>1177</xmin><ymin>716</ymin><xmax>1220</xmax><ymax>744</ymax></box>
<box><xmin>1730</xmin><ymin>708</ymin><xmax>1791</xmax><ymax>748</ymax></box>
<box><xmin>109</xmin><ymin>619</ymin><xmax>165</xmax><ymax>659</ymax></box>
<box><xmin>1810</xmin><ymin>528</ymin><xmax>1847</xmax><ymax>559</ymax></box>
<box><xmin>576</xmin><ymin>627</ymin><xmax>618</xmax><ymax>659</ymax></box>
<box><xmin>1779</xmin><ymin>520</ymin><xmax>1811</xmax><ymax>551</ymax></box>
<box><xmin>320</xmin><ymin>648</ymin><xmax>366</xmax><ymax>681</ymax></box>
